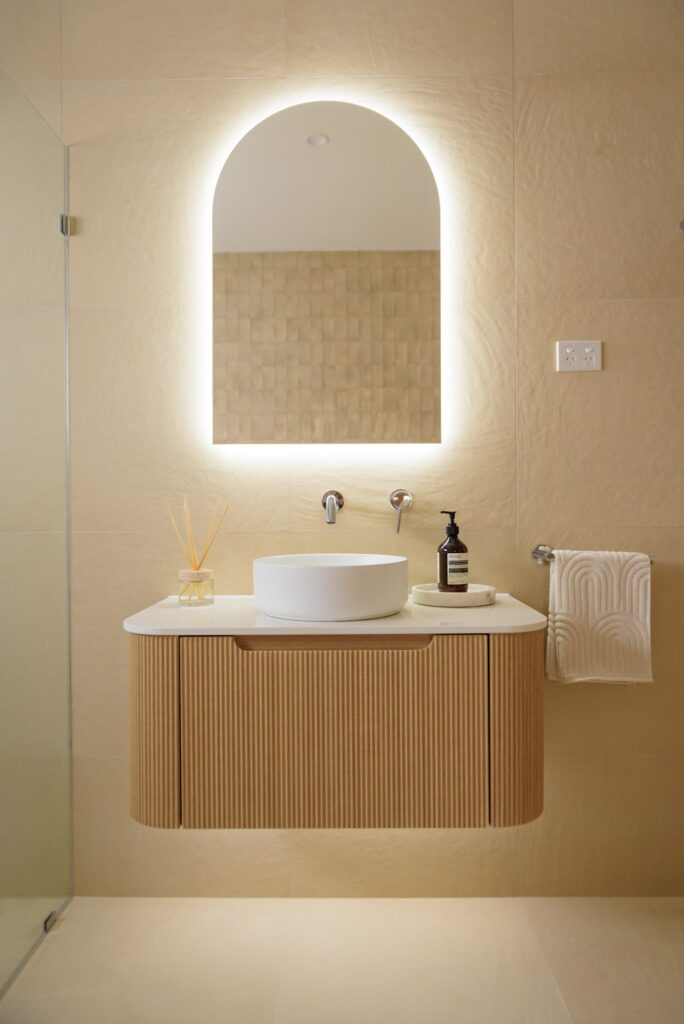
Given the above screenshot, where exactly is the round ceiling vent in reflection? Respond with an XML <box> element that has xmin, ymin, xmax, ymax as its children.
<box><xmin>306</xmin><ymin>132</ymin><xmax>330</xmax><ymax>146</ymax></box>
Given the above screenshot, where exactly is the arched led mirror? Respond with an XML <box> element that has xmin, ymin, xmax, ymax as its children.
<box><xmin>213</xmin><ymin>101</ymin><xmax>440</xmax><ymax>444</ymax></box>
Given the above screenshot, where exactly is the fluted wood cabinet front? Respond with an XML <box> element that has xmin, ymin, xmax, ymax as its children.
<box><xmin>180</xmin><ymin>634</ymin><xmax>488</xmax><ymax>829</ymax></box>
<box><xmin>129</xmin><ymin>629</ymin><xmax>544</xmax><ymax>829</ymax></box>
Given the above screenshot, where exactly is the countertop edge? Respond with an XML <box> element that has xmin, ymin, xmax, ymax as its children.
<box><xmin>123</xmin><ymin>595</ymin><xmax>548</xmax><ymax>637</ymax></box>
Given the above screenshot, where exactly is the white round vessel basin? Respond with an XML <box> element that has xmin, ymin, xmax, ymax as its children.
<box><xmin>253</xmin><ymin>553</ymin><xmax>408</xmax><ymax>621</ymax></box>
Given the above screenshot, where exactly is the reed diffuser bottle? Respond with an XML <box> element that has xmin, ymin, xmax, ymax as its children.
<box><xmin>168</xmin><ymin>498</ymin><xmax>228</xmax><ymax>606</ymax></box>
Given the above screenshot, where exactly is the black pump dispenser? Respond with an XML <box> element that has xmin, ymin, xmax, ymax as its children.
<box><xmin>441</xmin><ymin>510</ymin><xmax>458</xmax><ymax>536</ymax></box>
<box><xmin>437</xmin><ymin>510</ymin><xmax>469</xmax><ymax>592</ymax></box>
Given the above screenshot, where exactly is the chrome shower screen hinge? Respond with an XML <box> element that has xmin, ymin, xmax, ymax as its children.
<box><xmin>59</xmin><ymin>214</ymin><xmax>73</xmax><ymax>236</ymax></box>
<box><xmin>43</xmin><ymin>910</ymin><xmax>58</xmax><ymax>933</ymax></box>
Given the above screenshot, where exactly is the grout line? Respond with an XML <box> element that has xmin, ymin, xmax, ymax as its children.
<box><xmin>519</xmin><ymin>899</ymin><xmax>576</xmax><ymax>1023</ymax></box>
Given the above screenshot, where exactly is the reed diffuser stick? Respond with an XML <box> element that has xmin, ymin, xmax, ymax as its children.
<box><xmin>167</xmin><ymin>499</ymin><xmax>229</xmax><ymax>570</ymax></box>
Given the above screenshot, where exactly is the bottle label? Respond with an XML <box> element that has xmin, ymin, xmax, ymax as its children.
<box><xmin>447</xmin><ymin>553</ymin><xmax>468</xmax><ymax>585</ymax></box>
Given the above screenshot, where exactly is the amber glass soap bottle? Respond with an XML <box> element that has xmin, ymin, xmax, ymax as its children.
<box><xmin>437</xmin><ymin>510</ymin><xmax>469</xmax><ymax>592</ymax></box>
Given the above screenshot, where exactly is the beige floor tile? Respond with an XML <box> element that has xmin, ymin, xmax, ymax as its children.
<box><xmin>0</xmin><ymin>758</ymin><xmax>70</xmax><ymax>900</ymax></box>
<box><xmin>516</xmin><ymin>301</ymin><xmax>683</xmax><ymax>528</ymax></box>
<box><xmin>0</xmin><ymin>898</ymin><xmax>63</xmax><ymax>993</ymax></box>
<box><xmin>292</xmin><ymin>828</ymin><xmax>519</xmax><ymax>897</ymax></box>
<box><xmin>523</xmin><ymin>897</ymin><xmax>684</xmax><ymax>1024</ymax></box>
<box><xmin>519</xmin><ymin>756</ymin><xmax>684</xmax><ymax>895</ymax></box>
<box><xmin>72</xmin><ymin>757</ymin><xmax>293</xmax><ymax>896</ymax></box>
<box><xmin>516</xmin><ymin>73</ymin><xmax>684</xmax><ymax>301</ymax></box>
<box><xmin>285</xmin><ymin>0</ymin><xmax>513</xmax><ymax>77</ymax></box>
<box><xmin>514</xmin><ymin>0</ymin><xmax>684</xmax><ymax>75</ymax></box>
<box><xmin>62</xmin><ymin>0</ymin><xmax>286</xmax><ymax>80</ymax></box>
<box><xmin>5</xmin><ymin>898</ymin><xmax>684</xmax><ymax>1023</ymax></box>
<box><xmin>0</xmin><ymin>898</ymin><xmax>289</xmax><ymax>1024</ymax></box>
<box><xmin>274</xmin><ymin>899</ymin><xmax>571</xmax><ymax>1023</ymax></box>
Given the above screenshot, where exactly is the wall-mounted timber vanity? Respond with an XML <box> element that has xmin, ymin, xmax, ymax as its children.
<box><xmin>124</xmin><ymin>595</ymin><xmax>547</xmax><ymax>830</ymax></box>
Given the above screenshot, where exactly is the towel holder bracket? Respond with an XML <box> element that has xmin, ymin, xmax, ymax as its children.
<box><xmin>531</xmin><ymin>544</ymin><xmax>654</xmax><ymax>565</ymax></box>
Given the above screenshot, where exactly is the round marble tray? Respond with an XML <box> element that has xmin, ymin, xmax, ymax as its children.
<box><xmin>411</xmin><ymin>583</ymin><xmax>496</xmax><ymax>608</ymax></box>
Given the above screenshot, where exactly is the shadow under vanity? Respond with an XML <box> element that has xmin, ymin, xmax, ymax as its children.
<box><xmin>125</xmin><ymin>595</ymin><xmax>546</xmax><ymax>830</ymax></box>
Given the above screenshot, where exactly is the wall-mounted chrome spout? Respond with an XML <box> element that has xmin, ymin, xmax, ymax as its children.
<box><xmin>389</xmin><ymin>488</ymin><xmax>413</xmax><ymax>534</ymax></box>
<box><xmin>322</xmin><ymin>490</ymin><xmax>344</xmax><ymax>524</ymax></box>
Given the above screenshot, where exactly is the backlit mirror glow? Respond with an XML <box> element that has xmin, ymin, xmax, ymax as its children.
<box><xmin>212</xmin><ymin>100</ymin><xmax>440</xmax><ymax>445</ymax></box>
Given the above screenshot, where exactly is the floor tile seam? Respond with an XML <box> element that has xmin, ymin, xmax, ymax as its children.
<box><xmin>518</xmin><ymin>898</ymin><xmax>576</xmax><ymax>1024</ymax></box>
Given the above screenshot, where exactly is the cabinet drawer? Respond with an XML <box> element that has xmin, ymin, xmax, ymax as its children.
<box><xmin>180</xmin><ymin>634</ymin><xmax>489</xmax><ymax>828</ymax></box>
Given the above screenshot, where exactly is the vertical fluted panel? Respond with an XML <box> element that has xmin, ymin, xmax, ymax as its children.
<box><xmin>180</xmin><ymin>635</ymin><xmax>488</xmax><ymax>829</ymax></box>
<box><xmin>489</xmin><ymin>631</ymin><xmax>545</xmax><ymax>826</ymax></box>
<box><xmin>129</xmin><ymin>635</ymin><xmax>180</xmax><ymax>827</ymax></box>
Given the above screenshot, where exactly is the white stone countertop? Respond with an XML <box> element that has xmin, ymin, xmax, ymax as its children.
<box><xmin>123</xmin><ymin>594</ymin><xmax>547</xmax><ymax>636</ymax></box>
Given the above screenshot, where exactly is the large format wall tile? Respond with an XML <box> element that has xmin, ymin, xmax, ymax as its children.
<box><xmin>0</xmin><ymin>306</ymin><xmax>67</xmax><ymax>533</ymax></box>
<box><xmin>0</xmin><ymin>534</ymin><xmax>69</xmax><ymax>760</ymax></box>
<box><xmin>64</xmin><ymin>75</ymin><xmax>513</xmax><ymax>308</ymax></box>
<box><xmin>286</xmin><ymin>0</ymin><xmax>512</xmax><ymax>77</ymax></box>
<box><xmin>514</xmin><ymin>0</ymin><xmax>684</xmax><ymax>75</ymax></box>
<box><xmin>62</xmin><ymin>0</ymin><xmax>286</xmax><ymax>80</ymax></box>
<box><xmin>516</xmin><ymin>300</ymin><xmax>684</xmax><ymax>528</ymax></box>
<box><xmin>0</xmin><ymin>0</ymin><xmax>62</xmax><ymax>132</ymax></box>
<box><xmin>68</xmin><ymin>305</ymin><xmax>291</xmax><ymax>534</ymax></box>
<box><xmin>520</xmin><ymin>757</ymin><xmax>684</xmax><ymax>895</ymax></box>
<box><xmin>291</xmin><ymin>829</ymin><xmax>518</xmax><ymax>897</ymax></box>
<box><xmin>515</xmin><ymin>73</ymin><xmax>684</xmax><ymax>301</ymax></box>
<box><xmin>0</xmin><ymin>758</ymin><xmax>70</xmax><ymax>898</ymax></box>
<box><xmin>72</xmin><ymin>757</ymin><xmax>293</xmax><ymax>896</ymax></box>
<box><xmin>63</xmin><ymin>1</ymin><xmax>684</xmax><ymax>898</ymax></box>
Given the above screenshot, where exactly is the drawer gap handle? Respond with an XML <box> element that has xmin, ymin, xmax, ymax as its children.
<box><xmin>233</xmin><ymin>635</ymin><xmax>435</xmax><ymax>653</ymax></box>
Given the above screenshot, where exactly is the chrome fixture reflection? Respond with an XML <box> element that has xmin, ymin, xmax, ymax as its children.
<box><xmin>322</xmin><ymin>490</ymin><xmax>344</xmax><ymax>525</ymax></box>
<box><xmin>389</xmin><ymin>488</ymin><xmax>413</xmax><ymax>534</ymax></box>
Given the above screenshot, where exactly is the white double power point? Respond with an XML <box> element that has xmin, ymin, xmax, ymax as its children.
<box><xmin>555</xmin><ymin>340</ymin><xmax>602</xmax><ymax>372</ymax></box>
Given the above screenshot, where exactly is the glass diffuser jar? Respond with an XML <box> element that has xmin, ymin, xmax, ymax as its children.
<box><xmin>178</xmin><ymin>568</ymin><xmax>214</xmax><ymax>605</ymax></box>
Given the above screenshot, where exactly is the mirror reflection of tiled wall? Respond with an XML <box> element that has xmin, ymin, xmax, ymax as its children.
<box><xmin>213</xmin><ymin>250</ymin><xmax>440</xmax><ymax>444</ymax></box>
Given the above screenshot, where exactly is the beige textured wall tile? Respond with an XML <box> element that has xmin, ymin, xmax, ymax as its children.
<box><xmin>0</xmin><ymin>73</ymin><xmax>63</xmax><ymax>306</ymax></box>
<box><xmin>286</xmin><ymin>0</ymin><xmax>512</xmax><ymax>77</ymax></box>
<box><xmin>514</xmin><ymin>0</ymin><xmax>684</xmax><ymax>75</ymax></box>
<box><xmin>519</xmin><ymin>757</ymin><xmax>684</xmax><ymax>895</ymax></box>
<box><xmin>0</xmin><ymin>306</ymin><xmax>67</xmax><ymax>532</ymax></box>
<box><xmin>72</xmin><ymin>757</ymin><xmax>293</xmax><ymax>896</ymax></box>
<box><xmin>0</xmin><ymin>0</ymin><xmax>62</xmax><ymax>132</ymax></box>
<box><xmin>0</xmin><ymin>0</ymin><xmax>61</xmax><ymax>81</ymax></box>
<box><xmin>62</xmin><ymin>0</ymin><xmax>286</xmax><ymax>80</ymax></box>
<box><xmin>63</xmin><ymin>3</ymin><xmax>683</xmax><ymax>900</ymax></box>
<box><xmin>68</xmin><ymin>306</ymin><xmax>291</xmax><ymax>533</ymax></box>
<box><xmin>64</xmin><ymin>75</ymin><xmax>512</xmax><ymax>306</ymax></box>
<box><xmin>292</xmin><ymin>829</ymin><xmax>518</xmax><ymax>897</ymax></box>
<box><xmin>0</xmin><ymin>534</ymin><xmax>69</xmax><ymax>760</ymax></box>
<box><xmin>0</xmin><ymin>758</ymin><xmax>70</xmax><ymax>897</ymax></box>
<box><xmin>516</xmin><ymin>73</ymin><xmax>684</xmax><ymax>301</ymax></box>
<box><xmin>523</xmin><ymin>897</ymin><xmax>684</xmax><ymax>1024</ymax></box>
<box><xmin>516</xmin><ymin>301</ymin><xmax>684</xmax><ymax>527</ymax></box>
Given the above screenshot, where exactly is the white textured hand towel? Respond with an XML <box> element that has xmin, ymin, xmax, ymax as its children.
<box><xmin>547</xmin><ymin>550</ymin><xmax>652</xmax><ymax>684</ymax></box>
